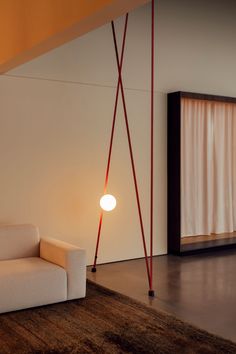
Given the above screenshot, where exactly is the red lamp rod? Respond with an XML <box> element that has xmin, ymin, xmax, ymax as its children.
<box><xmin>92</xmin><ymin>14</ymin><xmax>129</xmax><ymax>272</ymax></box>
<box><xmin>111</xmin><ymin>20</ymin><xmax>151</xmax><ymax>289</ymax></box>
<box><xmin>149</xmin><ymin>0</ymin><xmax>155</xmax><ymax>296</ymax></box>
<box><xmin>92</xmin><ymin>2</ymin><xmax>156</xmax><ymax>298</ymax></box>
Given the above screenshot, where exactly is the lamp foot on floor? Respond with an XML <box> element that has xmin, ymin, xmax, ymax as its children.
<box><xmin>148</xmin><ymin>289</ymin><xmax>155</xmax><ymax>297</ymax></box>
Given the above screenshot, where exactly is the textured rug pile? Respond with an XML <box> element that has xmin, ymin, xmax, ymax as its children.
<box><xmin>0</xmin><ymin>280</ymin><xmax>235</xmax><ymax>353</ymax></box>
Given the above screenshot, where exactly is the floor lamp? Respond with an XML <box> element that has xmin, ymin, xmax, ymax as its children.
<box><xmin>92</xmin><ymin>0</ymin><xmax>155</xmax><ymax>297</ymax></box>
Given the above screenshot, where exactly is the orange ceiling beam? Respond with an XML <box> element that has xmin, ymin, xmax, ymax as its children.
<box><xmin>0</xmin><ymin>0</ymin><xmax>150</xmax><ymax>73</ymax></box>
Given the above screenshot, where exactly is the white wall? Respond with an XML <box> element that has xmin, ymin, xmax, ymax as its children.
<box><xmin>0</xmin><ymin>0</ymin><xmax>236</xmax><ymax>264</ymax></box>
<box><xmin>158</xmin><ymin>0</ymin><xmax>236</xmax><ymax>96</ymax></box>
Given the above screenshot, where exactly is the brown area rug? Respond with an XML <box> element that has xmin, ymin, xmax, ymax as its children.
<box><xmin>0</xmin><ymin>280</ymin><xmax>235</xmax><ymax>354</ymax></box>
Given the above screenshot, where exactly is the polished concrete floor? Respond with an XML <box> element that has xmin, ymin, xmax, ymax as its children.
<box><xmin>87</xmin><ymin>250</ymin><xmax>236</xmax><ymax>342</ymax></box>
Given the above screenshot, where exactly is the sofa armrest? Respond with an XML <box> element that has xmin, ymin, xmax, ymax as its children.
<box><xmin>40</xmin><ymin>238</ymin><xmax>86</xmax><ymax>300</ymax></box>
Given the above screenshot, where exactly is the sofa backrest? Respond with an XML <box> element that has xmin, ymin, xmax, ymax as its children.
<box><xmin>0</xmin><ymin>224</ymin><xmax>40</xmax><ymax>261</ymax></box>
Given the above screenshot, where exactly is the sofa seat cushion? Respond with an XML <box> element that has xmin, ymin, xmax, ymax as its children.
<box><xmin>0</xmin><ymin>257</ymin><xmax>67</xmax><ymax>313</ymax></box>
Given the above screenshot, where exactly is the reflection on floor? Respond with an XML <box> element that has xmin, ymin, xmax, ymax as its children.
<box><xmin>87</xmin><ymin>251</ymin><xmax>236</xmax><ymax>342</ymax></box>
<box><xmin>182</xmin><ymin>232</ymin><xmax>236</xmax><ymax>245</ymax></box>
<box><xmin>181</xmin><ymin>232</ymin><xmax>236</xmax><ymax>252</ymax></box>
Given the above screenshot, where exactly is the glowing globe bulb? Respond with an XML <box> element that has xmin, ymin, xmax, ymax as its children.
<box><xmin>100</xmin><ymin>194</ymin><xmax>116</xmax><ymax>211</ymax></box>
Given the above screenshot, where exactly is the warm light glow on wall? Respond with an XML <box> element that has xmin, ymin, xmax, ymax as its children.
<box><xmin>100</xmin><ymin>194</ymin><xmax>116</xmax><ymax>211</ymax></box>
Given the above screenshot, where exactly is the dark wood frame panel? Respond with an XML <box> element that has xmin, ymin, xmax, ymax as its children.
<box><xmin>168</xmin><ymin>91</ymin><xmax>236</xmax><ymax>255</ymax></box>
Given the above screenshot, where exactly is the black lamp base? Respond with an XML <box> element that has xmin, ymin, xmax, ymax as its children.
<box><xmin>91</xmin><ymin>267</ymin><xmax>97</xmax><ymax>273</ymax></box>
<box><xmin>148</xmin><ymin>290</ymin><xmax>155</xmax><ymax>297</ymax></box>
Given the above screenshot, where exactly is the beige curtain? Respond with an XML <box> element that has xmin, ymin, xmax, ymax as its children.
<box><xmin>181</xmin><ymin>98</ymin><xmax>236</xmax><ymax>237</ymax></box>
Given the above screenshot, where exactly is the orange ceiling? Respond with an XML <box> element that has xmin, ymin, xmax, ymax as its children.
<box><xmin>0</xmin><ymin>0</ymin><xmax>150</xmax><ymax>73</ymax></box>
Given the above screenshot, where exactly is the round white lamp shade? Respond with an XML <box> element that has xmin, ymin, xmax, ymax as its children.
<box><xmin>100</xmin><ymin>194</ymin><xmax>117</xmax><ymax>211</ymax></box>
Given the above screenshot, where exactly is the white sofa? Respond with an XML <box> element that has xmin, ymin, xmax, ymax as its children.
<box><xmin>0</xmin><ymin>224</ymin><xmax>86</xmax><ymax>313</ymax></box>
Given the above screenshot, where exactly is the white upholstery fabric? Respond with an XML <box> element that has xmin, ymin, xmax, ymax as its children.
<box><xmin>40</xmin><ymin>238</ymin><xmax>86</xmax><ymax>300</ymax></box>
<box><xmin>0</xmin><ymin>224</ymin><xmax>40</xmax><ymax>261</ymax></box>
<box><xmin>0</xmin><ymin>257</ymin><xmax>67</xmax><ymax>313</ymax></box>
<box><xmin>0</xmin><ymin>224</ymin><xmax>86</xmax><ymax>313</ymax></box>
